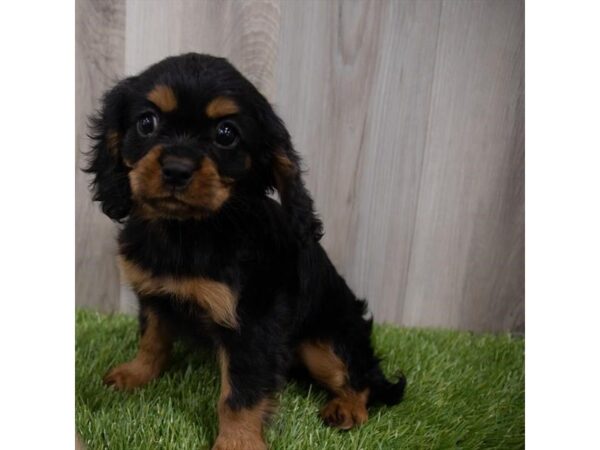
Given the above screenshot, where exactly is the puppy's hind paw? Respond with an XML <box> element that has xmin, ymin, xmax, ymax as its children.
<box><xmin>320</xmin><ymin>396</ymin><xmax>368</xmax><ymax>430</ymax></box>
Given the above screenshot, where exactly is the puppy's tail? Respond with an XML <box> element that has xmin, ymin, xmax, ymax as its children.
<box><xmin>367</xmin><ymin>366</ymin><xmax>407</xmax><ymax>406</ymax></box>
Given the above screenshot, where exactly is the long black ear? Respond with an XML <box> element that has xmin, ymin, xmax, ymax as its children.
<box><xmin>261</xmin><ymin>103</ymin><xmax>323</xmax><ymax>242</ymax></box>
<box><xmin>84</xmin><ymin>78</ymin><xmax>135</xmax><ymax>221</ymax></box>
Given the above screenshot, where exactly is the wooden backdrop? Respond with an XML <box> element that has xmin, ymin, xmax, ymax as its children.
<box><xmin>76</xmin><ymin>0</ymin><xmax>524</xmax><ymax>332</ymax></box>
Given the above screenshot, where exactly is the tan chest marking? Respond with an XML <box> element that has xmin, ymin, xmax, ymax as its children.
<box><xmin>118</xmin><ymin>256</ymin><xmax>238</xmax><ymax>329</ymax></box>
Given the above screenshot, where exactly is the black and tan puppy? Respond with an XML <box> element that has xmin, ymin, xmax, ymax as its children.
<box><xmin>86</xmin><ymin>53</ymin><xmax>405</xmax><ymax>450</ymax></box>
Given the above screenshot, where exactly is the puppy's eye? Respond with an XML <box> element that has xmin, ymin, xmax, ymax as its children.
<box><xmin>136</xmin><ymin>112</ymin><xmax>158</xmax><ymax>137</ymax></box>
<box><xmin>214</xmin><ymin>121</ymin><xmax>239</xmax><ymax>149</ymax></box>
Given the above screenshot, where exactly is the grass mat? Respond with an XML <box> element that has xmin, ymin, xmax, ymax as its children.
<box><xmin>76</xmin><ymin>309</ymin><xmax>524</xmax><ymax>449</ymax></box>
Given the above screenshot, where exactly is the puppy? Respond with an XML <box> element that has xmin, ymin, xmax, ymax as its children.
<box><xmin>86</xmin><ymin>53</ymin><xmax>405</xmax><ymax>450</ymax></box>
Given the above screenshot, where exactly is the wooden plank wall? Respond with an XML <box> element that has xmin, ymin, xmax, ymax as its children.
<box><xmin>76</xmin><ymin>0</ymin><xmax>125</xmax><ymax>313</ymax></box>
<box><xmin>76</xmin><ymin>0</ymin><xmax>524</xmax><ymax>332</ymax></box>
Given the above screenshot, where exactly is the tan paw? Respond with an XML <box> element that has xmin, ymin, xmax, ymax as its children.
<box><xmin>211</xmin><ymin>434</ymin><xmax>267</xmax><ymax>450</ymax></box>
<box><xmin>320</xmin><ymin>396</ymin><xmax>369</xmax><ymax>430</ymax></box>
<box><xmin>102</xmin><ymin>360</ymin><xmax>158</xmax><ymax>391</ymax></box>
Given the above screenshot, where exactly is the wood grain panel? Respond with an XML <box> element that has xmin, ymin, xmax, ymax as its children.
<box><xmin>401</xmin><ymin>0</ymin><xmax>524</xmax><ymax>331</ymax></box>
<box><xmin>125</xmin><ymin>0</ymin><xmax>280</xmax><ymax>96</ymax></box>
<box><xmin>76</xmin><ymin>0</ymin><xmax>524</xmax><ymax>331</ymax></box>
<box><xmin>75</xmin><ymin>0</ymin><xmax>126</xmax><ymax>312</ymax></box>
<box><xmin>275</xmin><ymin>0</ymin><xmax>444</xmax><ymax>324</ymax></box>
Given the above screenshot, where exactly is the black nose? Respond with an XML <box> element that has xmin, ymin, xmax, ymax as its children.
<box><xmin>161</xmin><ymin>156</ymin><xmax>195</xmax><ymax>188</ymax></box>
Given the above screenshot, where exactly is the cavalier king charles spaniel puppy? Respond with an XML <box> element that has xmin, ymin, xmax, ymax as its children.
<box><xmin>86</xmin><ymin>53</ymin><xmax>405</xmax><ymax>450</ymax></box>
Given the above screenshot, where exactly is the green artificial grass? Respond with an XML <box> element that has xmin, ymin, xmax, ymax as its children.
<box><xmin>76</xmin><ymin>309</ymin><xmax>524</xmax><ymax>450</ymax></box>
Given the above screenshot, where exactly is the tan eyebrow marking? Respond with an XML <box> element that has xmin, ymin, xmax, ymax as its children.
<box><xmin>205</xmin><ymin>96</ymin><xmax>240</xmax><ymax>119</ymax></box>
<box><xmin>146</xmin><ymin>85</ymin><xmax>177</xmax><ymax>112</ymax></box>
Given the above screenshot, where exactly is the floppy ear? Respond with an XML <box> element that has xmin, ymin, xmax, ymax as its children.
<box><xmin>84</xmin><ymin>78</ymin><xmax>134</xmax><ymax>221</ymax></box>
<box><xmin>261</xmin><ymin>105</ymin><xmax>324</xmax><ymax>242</ymax></box>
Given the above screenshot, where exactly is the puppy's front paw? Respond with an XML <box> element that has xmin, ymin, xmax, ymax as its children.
<box><xmin>211</xmin><ymin>434</ymin><xmax>267</xmax><ymax>450</ymax></box>
<box><xmin>102</xmin><ymin>360</ymin><xmax>158</xmax><ymax>391</ymax></box>
<box><xmin>320</xmin><ymin>396</ymin><xmax>368</xmax><ymax>430</ymax></box>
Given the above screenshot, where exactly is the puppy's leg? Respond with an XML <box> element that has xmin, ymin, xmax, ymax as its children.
<box><xmin>212</xmin><ymin>340</ymin><xmax>284</xmax><ymax>450</ymax></box>
<box><xmin>298</xmin><ymin>340</ymin><xmax>370</xmax><ymax>430</ymax></box>
<box><xmin>103</xmin><ymin>302</ymin><xmax>173</xmax><ymax>390</ymax></box>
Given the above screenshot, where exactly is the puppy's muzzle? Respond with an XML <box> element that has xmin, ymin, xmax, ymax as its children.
<box><xmin>161</xmin><ymin>155</ymin><xmax>196</xmax><ymax>189</ymax></box>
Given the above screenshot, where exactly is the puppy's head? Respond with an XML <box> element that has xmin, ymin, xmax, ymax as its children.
<box><xmin>86</xmin><ymin>53</ymin><xmax>322</xmax><ymax>240</ymax></box>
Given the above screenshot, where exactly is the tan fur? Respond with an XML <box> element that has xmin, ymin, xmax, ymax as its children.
<box><xmin>129</xmin><ymin>147</ymin><xmax>232</xmax><ymax>220</ymax></box>
<box><xmin>106</xmin><ymin>130</ymin><xmax>120</xmax><ymax>156</ymax></box>
<box><xmin>319</xmin><ymin>390</ymin><xmax>369</xmax><ymax>430</ymax></box>
<box><xmin>147</xmin><ymin>84</ymin><xmax>177</xmax><ymax>112</ymax></box>
<box><xmin>298</xmin><ymin>341</ymin><xmax>347</xmax><ymax>392</ymax></box>
<box><xmin>184</xmin><ymin>158</ymin><xmax>233</xmax><ymax>212</ymax></box>
<box><xmin>218</xmin><ymin>349</ymin><xmax>232</xmax><ymax>401</ymax></box>
<box><xmin>118</xmin><ymin>256</ymin><xmax>238</xmax><ymax>328</ymax></box>
<box><xmin>103</xmin><ymin>309</ymin><xmax>173</xmax><ymax>390</ymax></box>
<box><xmin>298</xmin><ymin>340</ymin><xmax>370</xmax><ymax>429</ymax></box>
<box><xmin>214</xmin><ymin>349</ymin><xmax>268</xmax><ymax>450</ymax></box>
<box><xmin>272</xmin><ymin>151</ymin><xmax>297</xmax><ymax>193</ymax></box>
<box><xmin>205</xmin><ymin>96</ymin><xmax>240</xmax><ymax>119</ymax></box>
<box><xmin>75</xmin><ymin>433</ymin><xmax>86</xmax><ymax>450</ymax></box>
<box><xmin>128</xmin><ymin>145</ymin><xmax>164</xmax><ymax>199</ymax></box>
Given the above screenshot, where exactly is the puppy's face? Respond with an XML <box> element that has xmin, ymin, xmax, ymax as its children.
<box><xmin>123</xmin><ymin>89</ymin><xmax>252</xmax><ymax>219</ymax></box>
<box><xmin>99</xmin><ymin>56</ymin><xmax>270</xmax><ymax>219</ymax></box>
<box><xmin>87</xmin><ymin>54</ymin><xmax>322</xmax><ymax>239</ymax></box>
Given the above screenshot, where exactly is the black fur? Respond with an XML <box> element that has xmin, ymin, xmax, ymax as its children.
<box><xmin>86</xmin><ymin>78</ymin><xmax>135</xmax><ymax>221</ymax></box>
<box><xmin>86</xmin><ymin>53</ymin><xmax>404</xmax><ymax>437</ymax></box>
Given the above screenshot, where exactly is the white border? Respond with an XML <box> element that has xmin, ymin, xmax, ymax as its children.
<box><xmin>527</xmin><ymin>0</ymin><xmax>600</xmax><ymax>448</ymax></box>
<box><xmin>0</xmin><ymin>1</ymin><xmax>74</xmax><ymax>448</ymax></box>
<box><xmin>1</xmin><ymin>0</ymin><xmax>600</xmax><ymax>448</ymax></box>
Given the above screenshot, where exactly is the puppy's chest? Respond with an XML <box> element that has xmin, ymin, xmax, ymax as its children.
<box><xmin>118</xmin><ymin>254</ymin><xmax>239</xmax><ymax>329</ymax></box>
<box><xmin>118</xmin><ymin>228</ymin><xmax>243</xmax><ymax>329</ymax></box>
